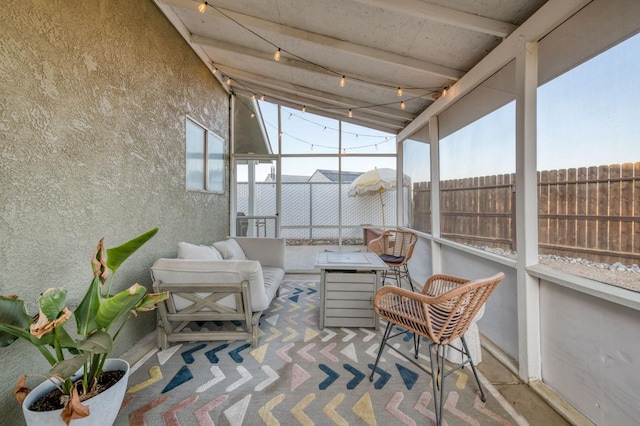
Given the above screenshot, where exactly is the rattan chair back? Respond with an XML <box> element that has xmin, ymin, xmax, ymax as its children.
<box><xmin>373</xmin><ymin>272</ymin><xmax>504</xmax><ymax>345</ymax></box>
<box><xmin>367</xmin><ymin>230</ymin><xmax>417</xmax><ymax>266</ymax></box>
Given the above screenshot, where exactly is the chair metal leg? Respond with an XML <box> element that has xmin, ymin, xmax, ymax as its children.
<box><xmin>429</xmin><ymin>343</ymin><xmax>445</xmax><ymax>426</ymax></box>
<box><xmin>370</xmin><ymin>322</ymin><xmax>393</xmax><ymax>381</ymax></box>
<box><xmin>403</xmin><ymin>264</ymin><xmax>415</xmax><ymax>291</ymax></box>
<box><xmin>461</xmin><ymin>335</ymin><xmax>486</xmax><ymax>402</ymax></box>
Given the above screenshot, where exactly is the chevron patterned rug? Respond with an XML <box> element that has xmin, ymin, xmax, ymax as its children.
<box><xmin>115</xmin><ymin>279</ymin><xmax>526</xmax><ymax>425</ymax></box>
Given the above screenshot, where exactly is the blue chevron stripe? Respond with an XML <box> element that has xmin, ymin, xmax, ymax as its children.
<box><xmin>181</xmin><ymin>343</ymin><xmax>207</xmax><ymax>364</ymax></box>
<box><xmin>229</xmin><ymin>343</ymin><xmax>251</xmax><ymax>363</ymax></box>
<box><xmin>205</xmin><ymin>343</ymin><xmax>229</xmax><ymax>363</ymax></box>
<box><xmin>318</xmin><ymin>364</ymin><xmax>340</xmax><ymax>390</ymax></box>
<box><xmin>368</xmin><ymin>363</ymin><xmax>392</xmax><ymax>389</ymax></box>
<box><xmin>344</xmin><ymin>364</ymin><xmax>365</xmax><ymax>389</ymax></box>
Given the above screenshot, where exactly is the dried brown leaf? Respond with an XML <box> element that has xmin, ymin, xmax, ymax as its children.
<box><xmin>13</xmin><ymin>375</ymin><xmax>30</xmax><ymax>406</ymax></box>
<box><xmin>61</xmin><ymin>385</ymin><xmax>90</xmax><ymax>425</ymax></box>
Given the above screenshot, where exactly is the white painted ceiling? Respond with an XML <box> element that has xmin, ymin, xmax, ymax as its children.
<box><xmin>153</xmin><ymin>0</ymin><xmax>547</xmax><ymax>134</ymax></box>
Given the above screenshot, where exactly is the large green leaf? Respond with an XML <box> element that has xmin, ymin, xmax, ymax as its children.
<box><xmin>0</xmin><ymin>296</ymin><xmax>33</xmax><ymax>347</ymax></box>
<box><xmin>77</xmin><ymin>330</ymin><xmax>113</xmax><ymax>354</ymax></box>
<box><xmin>74</xmin><ymin>276</ymin><xmax>101</xmax><ymax>337</ymax></box>
<box><xmin>95</xmin><ymin>284</ymin><xmax>146</xmax><ymax>330</ymax></box>
<box><xmin>106</xmin><ymin>228</ymin><xmax>158</xmax><ymax>273</ymax></box>
<box><xmin>50</xmin><ymin>354</ymin><xmax>88</xmax><ymax>379</ymax></box>
<box><xmin>38</xmin><ymin>288</ymin><xmax>67</xmax><ymax>321</ymax></box>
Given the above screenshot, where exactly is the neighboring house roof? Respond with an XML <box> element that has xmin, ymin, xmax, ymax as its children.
<box><xmin>310</xmin><ymin>169</ymin><xmax>363</xmax><ymax>183</ymax></box>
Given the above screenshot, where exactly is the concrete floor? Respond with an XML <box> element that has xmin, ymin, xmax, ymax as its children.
<box><xmin>284</xmin><ymin>244</ymin><xmax>573</xmax><ymax>426</ymax></box>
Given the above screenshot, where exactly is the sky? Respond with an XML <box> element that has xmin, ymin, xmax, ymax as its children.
<box><xmin>245</xmin><ymin>32</ymin><xmax>640</xmax><ymax>183</ymax></box>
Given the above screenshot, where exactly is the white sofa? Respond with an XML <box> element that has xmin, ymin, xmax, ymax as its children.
<box><xmin>151</xmin><ymin>237</ymin><xmax>285</xmax><ymax>348</ymax></box>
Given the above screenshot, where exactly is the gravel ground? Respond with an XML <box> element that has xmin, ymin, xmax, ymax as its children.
<box><xmin>538</xmin><ymin>257</ymin><xmax>640</xmax><ymax>292</ymax></box>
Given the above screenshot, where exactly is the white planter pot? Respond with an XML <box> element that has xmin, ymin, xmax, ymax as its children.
<box><xmin>22</xmin><ymin>358</ymin><xmax>130</xmax><ymax>426</ymax></box>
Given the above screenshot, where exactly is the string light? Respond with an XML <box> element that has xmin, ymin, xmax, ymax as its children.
<box><xmin>400</xmin><ymin>101</ymin><xmax>406</xmax><ymax>110</ymax></box>
<box><xmin>348</xmin><ymin>109</ymin><xmax>353</xmax><ymax>118</ymax></box>
<box><xmin>442</xmin><ymin>86</ymin><xmax>448</xmax><ymax>97</ymax></box>
<box><xmin>323</xmin><ymin>126</ymin><xmax>327</xmax><ymax>132</ymax></box>
<box><xmin>260</xmin><ymin>94</ymin><xmax>265</xmax><ymax>101</ymax></box>
<box><xmin>251</xmin><ymin>94</ymin><xmax>256</xmax><ymax>100</ymax></box>
<box><xmin>340</xmin><ymin>75</ymin><xmax>346</xmax><ymax>87</ymax></box>
<box><xmin>397</xmin><ymin>87</ymin><xmax>403</xmax><ymax>96</ymax></box>
<box><xmin>274</xmin><ymin>48</ymin><xmax>281</xmax><ymax>61</ymax></box>
<box><xmin>211</xmin><ymin>64</ymin><xmax>217</xmax><ymax>74</ymax></box>
<box><xmin>288</xmin><ymin>113</ymin><xmax>293</xmax><ymax>120</ymax></box>
<box><xmin>250</xmin><ymin>113</ymin><xmax>255</xmax><ymax>118</ymax></box>
<box><xmin>302</xmin><ymin>105</ymin><xmax>306</xmax><ymax>113</ymax></box>
<box><xmin>198</xmin><ymin>1</ymin><xmax>208</xmax><ymax>13</ymax></box>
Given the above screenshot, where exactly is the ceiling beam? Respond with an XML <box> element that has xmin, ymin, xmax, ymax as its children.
<box><xmin>232</xmin><ymin>87</ymin><xmax>406</xmax><ymax>132</ymax></box>
<box><xmin>162</xmin><ymin>0</ymin><xmax>465</xmax><ymax>80</ymax></box>
<box><xmin>218</xmin><ymin>65</ymin><xmax>418</xmax><ymax>121</ymax></box>
<box><xmin>191</xmin><ymin>34</ymin><xmax>434</xmax><ymax>98</ymax></box>
<box><xmin>351</xmin><ymin>0</ymin><xmax>517</xmax><ymax>38</ymax></box>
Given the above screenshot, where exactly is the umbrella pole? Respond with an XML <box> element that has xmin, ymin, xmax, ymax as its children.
<box><xmin>379</xmin><ymin>190</ymin><xmax>385</xmax><ymax>228</ymax></box>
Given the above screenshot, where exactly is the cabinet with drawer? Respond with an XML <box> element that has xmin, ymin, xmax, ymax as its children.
<box><xmin>322</xmin><ymin>272</ymin><xmax>380</xmax><ymax>329</ymax></box>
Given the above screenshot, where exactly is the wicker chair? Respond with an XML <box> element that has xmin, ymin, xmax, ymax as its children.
<box><xmin>367</xmin><ymin>230</ymin><xmax>417</xmax><ymax>291</ymax></box>
<box><xmin>369</xmin><ymin>272</ymin><xmax>505</xmax><ymax>426</ymax></box>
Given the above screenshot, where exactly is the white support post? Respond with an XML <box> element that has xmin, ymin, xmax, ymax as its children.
<box><xmin>429</xmin><ymin>116</ymin><xmax>442</xmax><ymax>273</ymax></box>
<box><xmin>515</xmin><ymin>38</ymin><xmax>541</xmax><ymax>381</ymax></box>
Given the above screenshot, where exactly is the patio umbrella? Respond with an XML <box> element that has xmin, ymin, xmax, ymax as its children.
<box><xmin>348</xmin><ymin>167</ymin><xmax>408</xmax><ymax>228</ymax></box>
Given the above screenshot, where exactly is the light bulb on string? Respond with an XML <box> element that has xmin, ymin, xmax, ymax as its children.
<box><xmin>375</xmin><ymin>144</ymin><xmax>378</xmax><ymax>150</ymax></box>
<box><xmin>323</xmin><ymin>126</ymin><xmax>327</xmax><ymax>132</ymax></box>
<box><xmin>340</xmin><ymin>75</ymin><xmax>346</xmax><ymax>87</ymax></box>
<box><xmin>251</xmin><ymin>94</ymin><xmax>256</xmax><ymax>100</ymax></box>
<box><xmin>348</xmin><ymin>109</ymin><xmax>353</xmax><ymax>118</ymax></box>
<box><xmin>397</xmin><ymin>87</ymin><xmax>403</xmax><ymax>96</ymax></box>
<box><xmin>442</xmin><ymin>87</ymin><xmax>448</xmax><ymax>97</ymax></box>
<box><xmin>274</xmin><ymin>48</ymin><xmax>281</xmax><ymax>61</ymax></box>
<box><xmin>311</xmin><ymin>144</ymin><xmax>314</xmax><ymax>151</ymax></box>
<box><xmin>250</xmin><ymin>113</ymin><xmax>255</xmax><ymax>118</ymax></box>
<box><xmin>198</xmin><ymin>2</ymin><xmax>208</xmax><ymax>13</ymax></box>
<box><xmin>302</xmin><ymin>105</ymin><xmax>306</xmax><ymax>113</ymax></box>
<box><xmin>288</xmin><ymin>113</ymin><xmax>293</xmax><ymax>120</ymax></box>
<box><xmin>211</xmin><ymin>65</ymin><xmax>217</xmax><ymax>74</ymax></box>
<box><xmin>226</xmin><ymin>77</ymin><xmax>232</xmax><ymax>86</ymax></box>
<box><xmin>260</xmin><ymin>94</ymin><xmax>265</xmax><ymax>101</ymax></box>
<box><xmin>400</xmin><ymin>101</ymin><xmax>406</xmax><ymax>110</ymax></box>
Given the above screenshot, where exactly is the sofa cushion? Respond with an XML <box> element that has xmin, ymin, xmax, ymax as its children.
<box><xmin>177</xmin><ymin>242</ymin><xmax>223</xmax><ymax>260</ymax></box>
<box><xmin>150</xmin><ymin>258</ymin><xmax>269</xmax><ymax>312</ymax></box>
<box><xmin>262</xmin><ymin>266</ymin><xmax>285</xmax><ymax>306</ymax></box>
<box><xmin>213</xmin><ymin>239</ymin><xmax>247</xmax><ymax>260</ymax></box>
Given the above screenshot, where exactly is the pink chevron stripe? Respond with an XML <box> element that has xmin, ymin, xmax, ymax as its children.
<box><xmin>162</xmin><ymin>395</ymin><xmax>199</xmax><ymax>426</ymax></box>
<box><xmin>444</xmin><ymin>391</ymin><xmax>480</xmax><ymax>426</ymax></box>
<box><xmin>285</xmin><ymin>314</ymin><xmax>298</xmax><ymax>326</ymax></box>
<box><xmin>386</xmin><ymin>391</ymin><xmax>416</xmax><ymax>426</ymax></box>
<box><xmin>297</xmin><ymin>343</ymin><xmax>316</xmax><ymax>362</ymax></box>
<box><xmin>473</xmin><ymin>394</ymin><xmax>512</xmax><ymax>426</ymax></box>
<box><xmin>276</xmin><ymin>342</ymin><xmax>295</xmax><ymax>362</ymax></box>
<box><xmin>415</xmin><ymin>392</ymin><xmax>447</xmax><ymax>425</ymax></box>
<box><xmin>194</xmin><ymin>394</ymin><xmax>229</xmax><ymax>426</ymax></box>
<box><xmin>120</xmin><ymin>394</ymin><xmax>135</xmax><ymax>412</ymax></box>
<box><xmin>129</xmin><ymin>395</ymin><xmax>169</xmax><ymax>425</ymax></box>
<box><xmin>302</xmin><ymin>313</ymin><xmax>316</xmax><ymax>325</ymax></box>
<box><xmin>319</xmin><ymin>342</ymin><xmax>338</xmax><ymax>362</ymax></box>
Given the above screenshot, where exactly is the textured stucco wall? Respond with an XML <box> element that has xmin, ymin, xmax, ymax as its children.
<box><xmin>0</xmin><ymin>0</ymin><xmax>229</xmax><ymax>419</ymax></box>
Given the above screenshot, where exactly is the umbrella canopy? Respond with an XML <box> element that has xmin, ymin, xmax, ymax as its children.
<box><xmin>348</xmin><ymin>168</ymin><xmax>409</xmax><ymax>227</ymax></box>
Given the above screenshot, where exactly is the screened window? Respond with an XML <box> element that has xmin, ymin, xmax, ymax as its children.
<box><xmin>402</xmin><ymin>126</ymin><xmax>431</xmax><ymax>233</ymax></box>
<box><xmin>537</xmin><ymin>32</ymin><xmax>640</xmax><ymax>291</ymax></box>
<box><xmin>186</xmin><ymin>117</ymin><xmax>224</xmax><ymax>193</ymax></box>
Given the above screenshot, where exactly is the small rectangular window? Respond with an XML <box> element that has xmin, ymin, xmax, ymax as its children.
<box><xmin>186</xmin><ymin>117</ymin><xmax>224</xmax><ymax>193</ymax></box>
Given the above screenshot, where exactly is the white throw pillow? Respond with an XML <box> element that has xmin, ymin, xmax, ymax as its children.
<box><xmin>213</xmin><ymin>239</ymin><xmax>247</xmax><ymax>260</ymax></box>
<box><xmin>177</xmin><ymin>242</ymin><xmax>223</xmax><ymax>260</ymax></box>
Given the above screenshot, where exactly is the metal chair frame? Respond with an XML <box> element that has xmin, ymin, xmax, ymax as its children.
<box><xmin>369</xmin><ymin>272</ymin><xmax>505</xmax><ymax>426</ymax></box>
<box><xmin>367</xmin><ymin>230</ymin><xmax>418</xmax><ymax>291</ymax></box>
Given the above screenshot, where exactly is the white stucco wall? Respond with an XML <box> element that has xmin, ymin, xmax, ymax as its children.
<box><xmin>0</xmin><ymin>0</ymin><xmax>230</xmax><ymax>420</ymax></box>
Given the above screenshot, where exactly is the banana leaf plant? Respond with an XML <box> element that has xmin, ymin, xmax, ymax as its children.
<box><xmin>0</xmin><ymin>228</ymin><xmax>168</xmax><ymax>423</ymax></box>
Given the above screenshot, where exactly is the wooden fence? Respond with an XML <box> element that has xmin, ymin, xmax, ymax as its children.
<box><xmin>411</xmin><ymin>162</ymin><xmax>640</xmax><ymax>264</ymax></box>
